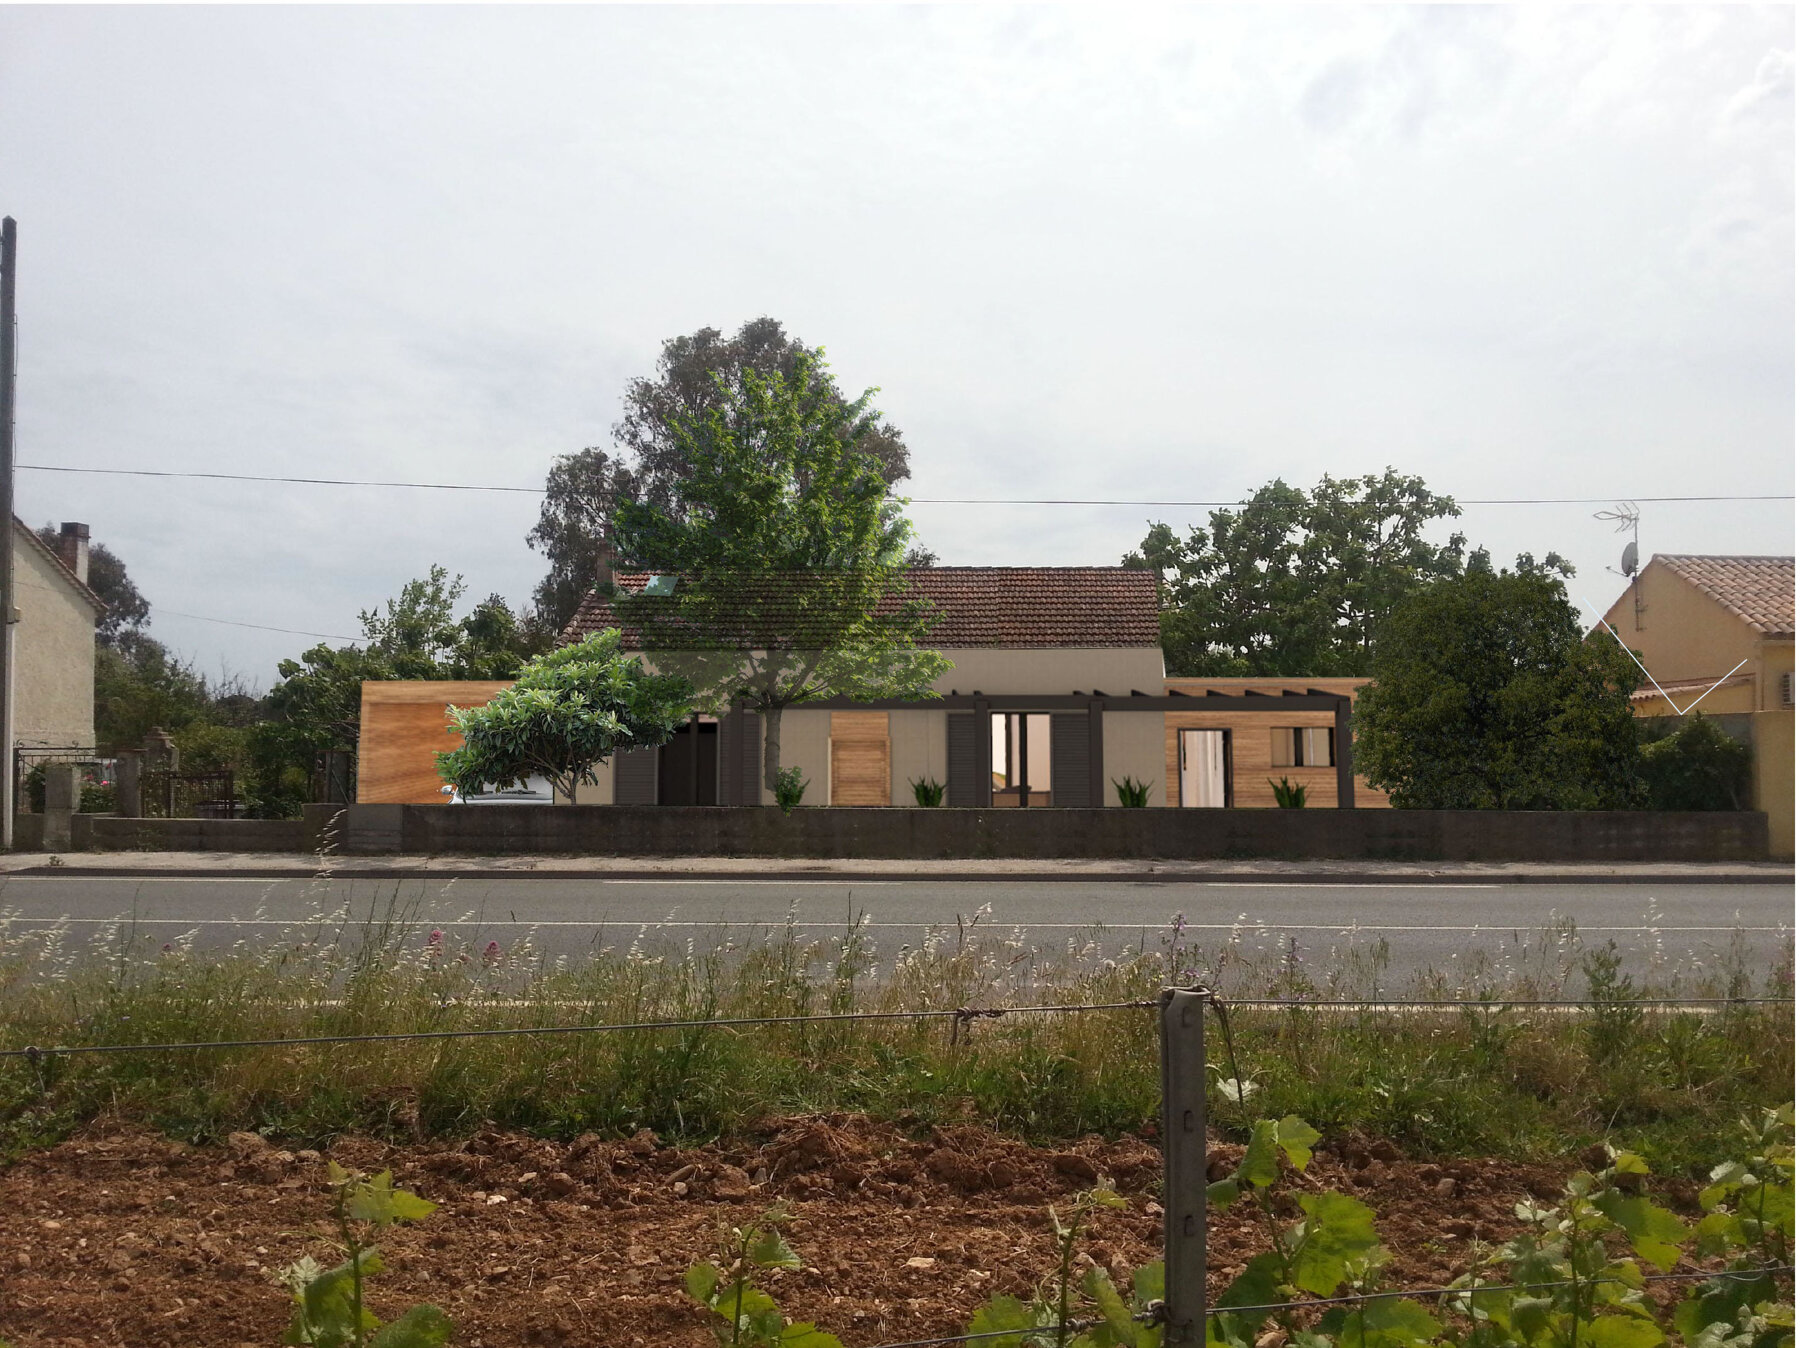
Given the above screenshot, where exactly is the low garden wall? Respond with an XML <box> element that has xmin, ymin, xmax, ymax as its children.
<box><xmin>12</xmin><ymin>813</ymin><xmax>308</xmax><ymax>853</ymax></box>
<box><xmin>337</xmin><ymin>804</ymin><xmax>1770</xmax><ymax>863</ymax></box>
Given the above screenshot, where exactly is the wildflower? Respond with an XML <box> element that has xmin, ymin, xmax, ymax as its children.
<box><xmin>483</xmin><ymin>940</ymin><xmax>502</xmax><ymax>967</ymax></box>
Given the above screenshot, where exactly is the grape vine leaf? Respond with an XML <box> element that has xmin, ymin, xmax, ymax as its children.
<box><xmin>1594</xmin><ymin>1193</ymin><xmax>1686</xmax><ymax>1272</ymax></box>
<box><xmin>368</xmin><ymin>1305</ymin><xmax>452</xmax><ymax>1348</ymax></box>
<box><xmin>1211</xmin><ymin>1251</ymin><xmax>1287</xmax><ymax>1348</ymax></box>
<box><xmin>1319</xmin><ymin>1296</ymin><xmax>1442</xmax><ymax>1348</ymax></box>
<box><xmin>1585</xmin><ymin>1313</ymin><xmax>1667</xmax><ymax>1348</ymax></box>
<box><xmin>1290</xmin><ymin>1193</ymin><xmax>1382</xmax><ymax>1296</ymax></box>
<box><xmin>966</xmin><ymin>1294</ymin><xmax>1041</xmax><ymax>1348</ymax></box>
<box><xmin>1276</xmin><ymin>1116</ymin><xmax>1322</xmax><ymax>1170</ymax></box>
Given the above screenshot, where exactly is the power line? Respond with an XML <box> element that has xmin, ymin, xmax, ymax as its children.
<box><xmin>19</xmin><ymin>464</ymin><xmax>541</xmax><ymax>493</ymax></box>
<box><xmin>911</xmin><ymin>495</ymin><xmax>1796</xmax><ymax>508</ymax></box>
<box><xmin>155</xmin><ymin>609</ymin><xmax>360</xmax><ymax>642</ymax></box>
<box><xmin>15</xmin><ymin>464</ymin><xmax>1795</xmax><ymax>508</ymax></box>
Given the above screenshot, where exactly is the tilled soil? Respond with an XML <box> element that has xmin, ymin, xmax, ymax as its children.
<box><xmin>1</xmin><ymin>1118</ymin><xmax>1599</xmax><ymax>1347</ymax></box>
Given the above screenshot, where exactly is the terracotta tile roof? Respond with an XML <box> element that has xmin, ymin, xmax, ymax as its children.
<box><xmin>1628</xmin><ymin>674</ymin><xmax>1754</xmax><ymax>703</ymax></box>
<box><xmin>1656</xmin><ymin>555</ymin><xmax>1794</xmax><ymax>637</ymax></box>
<box><xmin>561</xmin><ymin>566</ymin><xmax>1162</xmax><ymax>650</ymax></box>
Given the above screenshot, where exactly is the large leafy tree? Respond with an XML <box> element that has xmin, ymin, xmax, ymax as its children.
<box><xmin>437</xmin><ymin>630</ymin><xmax>693</xmax><ymax>801</ymax></box>
<box><xmin>1353</xmin><ymin>553</ymin><xmax>1646</xmax><ymax>809</ymax></box>
<box><xmin>1124</xmin><ymin>471</ymin><xmax>1467</xmax><ymax>677</ymax></box>
<box><xmin>527</xmin><ymin>317</ymin><xmax>914</xmax><ymax>632</ymax></box>
<box><xmin>266</xmin><ymin>566</ymin><xmax>547</xmax><ymax>754</ymax></box>
<box><xmin>609</xmin><ymin>350</ymin><xmax>948</xmax><ymax>799</ymax></box>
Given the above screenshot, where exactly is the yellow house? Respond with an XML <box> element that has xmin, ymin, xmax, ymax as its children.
<box><xmin>1600</xmin><ymin>554</ymin><xmax>1794</xmax><ymax>858</ymax></box>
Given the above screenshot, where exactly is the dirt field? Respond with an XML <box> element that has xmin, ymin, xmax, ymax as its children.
<box><xmin>1</xmin><ymin>1118</ymin><xmax>1616</xmax><ymax>1347</ymax></box>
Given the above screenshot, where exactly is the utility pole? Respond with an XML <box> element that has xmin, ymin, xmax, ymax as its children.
<box><xmin>0</xmin><ymin>217</ymin><xmax>16</xmax><ymax>849</ymax></box>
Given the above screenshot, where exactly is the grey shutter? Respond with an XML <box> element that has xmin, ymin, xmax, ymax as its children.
<box><xmin>1050</xmin><ymin>713</ymin><xmax>1091</xmax><ymax>807</ymax></box>
<box><xmin>946</xmin><ymin>714</ymin><xmax>982</xmax><ymax>806</ymax></box>
<box><xmin>614</xmin><ymin>747</ymin><xmax>658</xmax><ymax>804</ymax></box>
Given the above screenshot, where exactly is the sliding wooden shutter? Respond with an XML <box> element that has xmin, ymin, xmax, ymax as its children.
<box><xmin>829</xmin><ymin>711</ymin><xmax>890</xmax><ymax>806</ymax></box>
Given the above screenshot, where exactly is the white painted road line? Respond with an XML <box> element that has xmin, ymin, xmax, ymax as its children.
<box><xmin>4</xmin><ymin>916</ymin><xmax>1786</xmax><ymax>933</ymax></box>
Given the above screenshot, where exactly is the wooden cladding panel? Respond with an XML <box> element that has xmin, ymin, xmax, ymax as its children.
<box><xmin>830</xmin><ymin>711</ymin><xmax>891</xmax><ymax>807</ymax></box>
<box><xmin>1162</xmin><ymin>709</ymin><xmax>1389</xmax><ymax>809</ymax></box>
<box><xmin>357</xmin><ymin>681</ymin><xmax>514</xmax><ymax>804</ymax></box>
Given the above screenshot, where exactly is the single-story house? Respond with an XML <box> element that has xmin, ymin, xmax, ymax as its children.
<box><xmin>1599</xmin><ymin>553</ymin><xmax>1794</xmax><ymax>856</ymax></box>
<box><xmin>358</xmin><ymin>566</ymin><xmax>1367</xmax><ymax>809</ymax></box>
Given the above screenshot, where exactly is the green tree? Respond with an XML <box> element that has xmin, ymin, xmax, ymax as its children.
<box><xmin>436</xmin><ymin>630</ymin><xmax>693</xmax><ymax>801</ymax></box>
<box><xmin>1124</xmin><ymin>471</ymin><xmax>1467</xmax><ymax>676</ymax></box>
<box><xmin>1353</xmin><ymin>556</ymin><xmax>1647</xmax><ymax>809</ymax></box>
<box><xmin>265</xmin><ymin>567</ymin><xmax>548</xmax><ymax>758</ymax></box>
<box><xmin>609</xmin><ymin>350</ymin><xmax>949</xmax><ymax>798</ymax></box>
<box><xmin>528</xmin><ymin>317</ymin><xmax>913</xmax><ymax>633</ymax></box>
<box><xmin>94</xmin><ymin>632</ymin><xmax>214</xmax><ymax>747</ymax></box>
<box><xmin>1640</xmin><ymin>715</ymin><xmax>1753</xmax><ymax>810</ymax></box>
<box><xmin>37</xmin><ymin>524</ymin><xmax>148</xmax><ymax>647</ymax></box>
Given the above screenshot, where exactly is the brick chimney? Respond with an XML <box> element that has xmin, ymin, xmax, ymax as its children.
<box><xmin>58</xmin><ymin>522</ymin><xmax>90</xmax><ymax>584</ymax></box>
<box><xmin>594</xmin><ymin>536</ymin><xmax>616</xmax><ymax>591</ymax></box>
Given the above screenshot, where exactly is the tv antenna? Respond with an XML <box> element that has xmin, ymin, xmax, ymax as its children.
<box><xmin>1595</xmin><ymin>502</ymin><xmax>1640</xmax><ymax>576</ymax></box>
<box><xmin>1595</xmin><ymin>502</ymin><xmax>1644</xmax><ymax>630</ymax></box>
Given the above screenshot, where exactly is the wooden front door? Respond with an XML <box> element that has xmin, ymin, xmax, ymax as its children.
<box><xmin>830</xmin><ymin>711</ymin><xmax>891</xmax><ymax>806</ymax></box>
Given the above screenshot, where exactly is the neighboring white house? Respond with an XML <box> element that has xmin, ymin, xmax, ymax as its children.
<box><xmin>13</xmin><ymin>521</ymin><xmax>104</xmax><ymax>750</ymax></box>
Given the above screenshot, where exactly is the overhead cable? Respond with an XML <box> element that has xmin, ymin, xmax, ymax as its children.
<box><xmin>16</xmin><ymin>464</ymin><xmax>1793</xmax><ymax>507</ymax></box>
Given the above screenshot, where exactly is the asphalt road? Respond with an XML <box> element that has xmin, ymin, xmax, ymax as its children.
<box><xmin>0</xmin><ymin>874</ymin><xmax>1789</xmax><ymax>993</ymax></box>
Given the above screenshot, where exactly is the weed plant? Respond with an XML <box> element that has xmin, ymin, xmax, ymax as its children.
<box><xmin>0</xmin><ymin>888</ymin><xmax>1789</xmax><ymax>1172</ymax></box>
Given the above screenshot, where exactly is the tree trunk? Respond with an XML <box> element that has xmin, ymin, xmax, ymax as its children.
<box><xmin>761</xmin><ymin>701</ymin><xmax>785</xmax><ymax>801</ymax></box>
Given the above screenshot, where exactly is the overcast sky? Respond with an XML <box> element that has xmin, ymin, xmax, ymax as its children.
<box><xmin>2</xmin><ymin>4</ymin><xmax>1792</xmax><ymax>686</ymax></box>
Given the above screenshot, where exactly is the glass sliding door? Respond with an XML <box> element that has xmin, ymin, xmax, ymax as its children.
<box><xmin>990</xmin><ymin>712</ymin><xmax>1052</xmax><ymax>806</ymax></box>
<box><xmin>1178</xmin><ymin>728</ymin><xmax>1230</xmax><ymax>808</ymax></box>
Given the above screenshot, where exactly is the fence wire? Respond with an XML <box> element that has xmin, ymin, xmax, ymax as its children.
<box><xmin>857</xmin><ymin>1265</ymin><xmax>1796</xmax><ymax>1348</ymax></box>
<box><xmin>0</xmin><ymin>999</ymin><xmax>1160</xmax><ymax>1061</ymax></box>
<box><xmin>2</xmin><ymin>993</ymin><xmax>1789</xmax><ymax>1062</ymax></box>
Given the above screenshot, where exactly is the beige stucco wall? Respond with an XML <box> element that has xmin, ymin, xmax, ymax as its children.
<box><xmin>932</xmin><ymin>647</ymin><xmax>1165</xmax><ymax>696</ymax></box>
<box><xmin>1601</xmin><ymin>564</ymin><xmax>1766</xmax><ymax>709</ymax></box>
<box><xmin>774</xmin><ymin>707</ymin><xmax>832</xmax><ymax>808</ymax></box>
<box><xmin>14</xmin><ymin>535</ymin><xmax>97</xmax><ymax>748</ymax></box>
<box><xmin>1103</xmin><ymin>710</ymin><xmax>1166</xmax><ymax>806</ymax></box>
<box><xmin>572</xmin><ymin>768</ymin><xmax>614</xmax><ymax>805</ymax></box>
<box><xmin>1751</xmin><ymin>710</ymin><xmax>1794</xmax><ymax>859</ymax></box>
<box><xmin>889</xmin><ymin>708</ymin><xmax>949</xmax><ymax>805</ymax></box>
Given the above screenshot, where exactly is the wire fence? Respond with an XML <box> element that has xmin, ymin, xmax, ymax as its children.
<box><xmin>3</xmin><ymin>993</ymin><xmax>1788</xmax><ymax>1062</ymax></box>
<box><xmin>4</xmin><ymin>985</ymin><xmax>1793</xmax><ymax>1348</ymax></box>
<box><xmin>859</xmin><ymin>1266</ymin><xmax>1798</xmax><ymax>1348</ymax></box>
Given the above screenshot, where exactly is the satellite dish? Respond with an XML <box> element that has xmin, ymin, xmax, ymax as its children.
<box><xmin>1620</xmin><ymin>541</ymin><xmax>1639</xmax><ymax>577</ymax></box>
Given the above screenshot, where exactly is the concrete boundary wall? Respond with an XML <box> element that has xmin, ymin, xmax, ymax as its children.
<box><xmin>13</xmin><ymin>814</ymin><xmax>308</xmax><ymax>853</ymax></box>
<box><xmin>338</xmin><ymin>805</ymin><xmax>1769</xmax><ymax>862</ymax></box>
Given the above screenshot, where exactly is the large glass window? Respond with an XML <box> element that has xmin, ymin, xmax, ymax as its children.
<box><xmin>991</xmin><ymin>713</ymin><xmax>1052</xmax><ymax>804</ymax></box>
<box><xmin>1271</xmin><ymin>726</ymin><xmax>1334</xmax><ymax>768</ymax></box>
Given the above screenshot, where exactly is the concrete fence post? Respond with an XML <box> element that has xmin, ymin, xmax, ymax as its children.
<box><xmin>114</xmin><ymin>751</ymin><xmax>142</xmax><ymax>817</ymax></box>
<box><xmin>1160</xmin><ymin>986</ymin><xmax>1208</xmax><ymax>1343</ymax></box>
<box><xmin>41</xmin><ymin>762</ymin><xmax>79</xmax><ymax>852</ymax></box>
